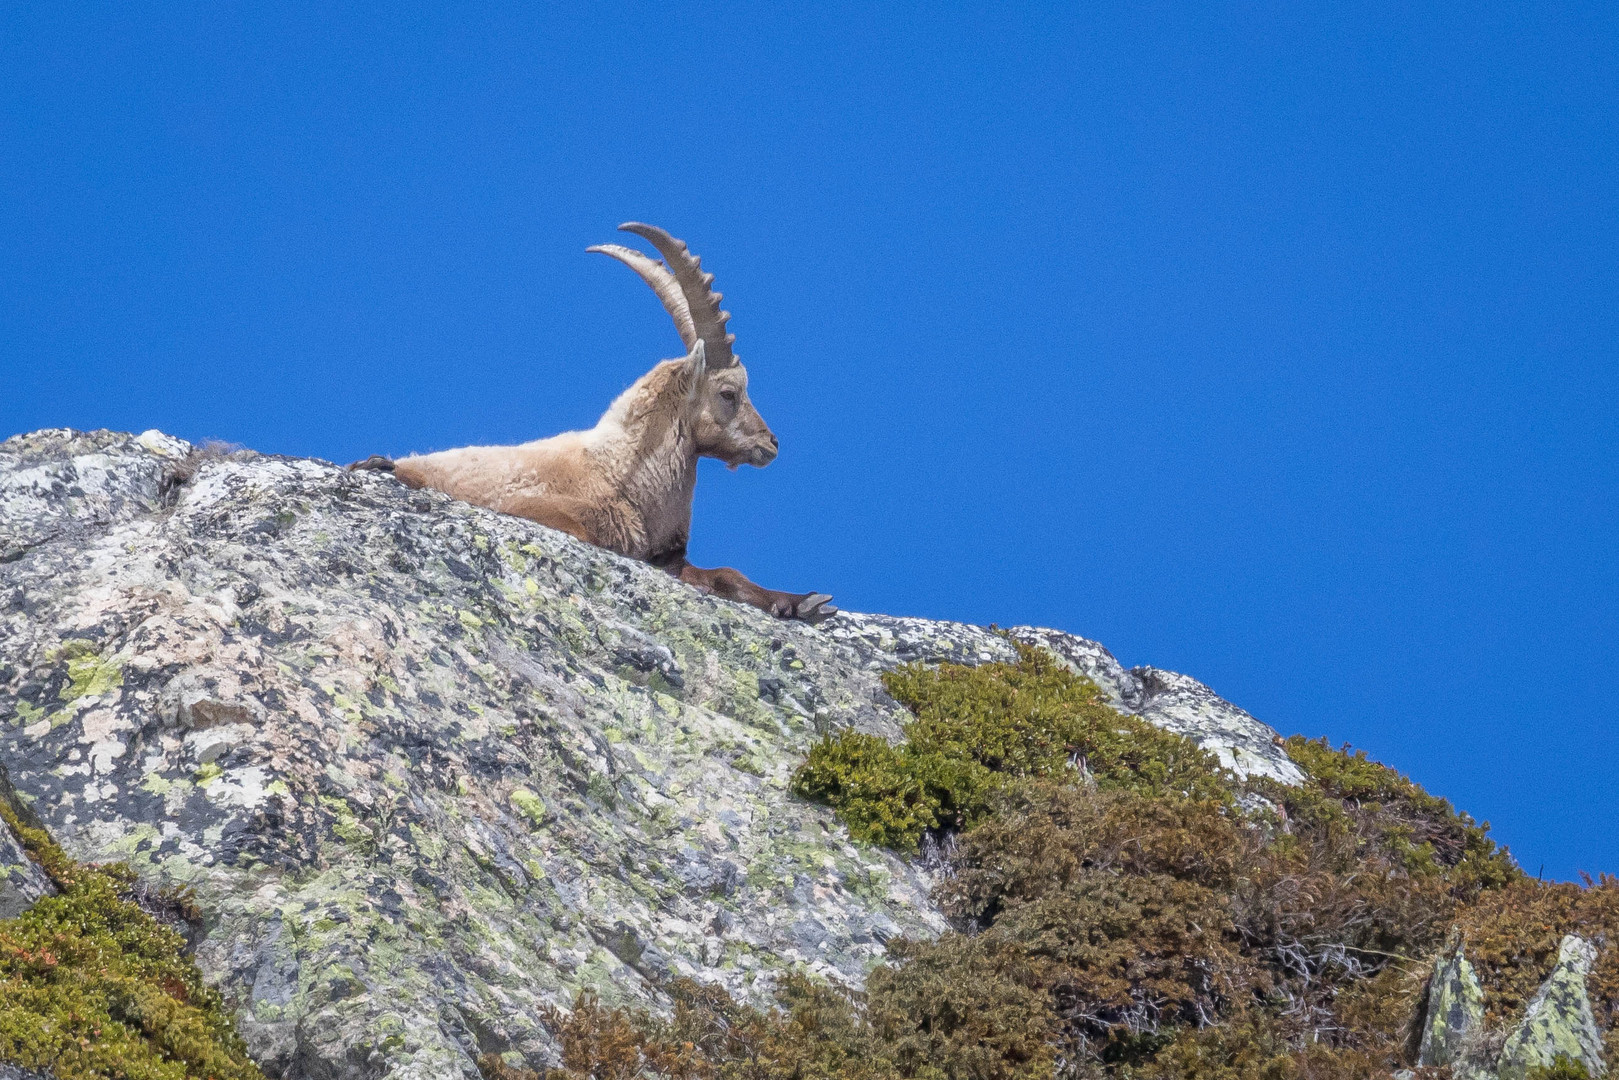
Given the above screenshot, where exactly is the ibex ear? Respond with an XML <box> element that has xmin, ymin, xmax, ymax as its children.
<box><xmin>686</xmin><ymin>339</ymin><xmax>707</xmax><ymax>402</ymax></box>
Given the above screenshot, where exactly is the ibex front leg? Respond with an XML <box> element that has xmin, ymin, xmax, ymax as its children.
<box><xmin>653</xmin><ymin>552</ymin><xmax>837</xmax><ymax>624</ymax></box>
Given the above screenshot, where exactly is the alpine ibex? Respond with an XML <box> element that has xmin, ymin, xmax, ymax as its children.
<box><xmin>352</xmin><ymin>224</ymin><xmax>836</xmax><ymax>623</ymax></box>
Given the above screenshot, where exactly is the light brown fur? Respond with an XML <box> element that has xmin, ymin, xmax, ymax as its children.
<box><xmin>368</xmin><ymin>225</ymin><xmax>835</xmax><ymax>623</ymax></box>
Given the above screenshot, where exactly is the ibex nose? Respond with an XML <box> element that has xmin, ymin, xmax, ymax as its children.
<box><xmin>751</xmin><ymin>434</ymin><xmax>779</xmax><ymax>467</ymax></box>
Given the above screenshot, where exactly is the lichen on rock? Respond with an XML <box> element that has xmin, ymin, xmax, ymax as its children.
<box><xmin>1498</xmin><ymin>935</ymin><xmax>1608</xmax><ymax>1080</ymax></box>
<box><xmin>1420</xmin><ymin>942</ymin><xmax>1487</xmax><ymax>1069</ymax></box>
<box><xmin>0</xmin><ymin>429</ymin><xmax>1305</xmax><ymax>1079</ymax></box>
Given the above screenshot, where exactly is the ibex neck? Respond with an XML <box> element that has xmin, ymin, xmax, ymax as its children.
<box><xmin>592</xmin><ymin>360</ymin><xmax>700</xmax><ymax>554</ymax></box>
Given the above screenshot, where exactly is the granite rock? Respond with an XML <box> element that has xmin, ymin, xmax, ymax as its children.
<box><xmin>1497</xmin><ymin>934</ymin><xmax>1607</xmax><ymax>1080</ymax></box>
<box><xmin>0</xmin><ymin>429</ymin><xmax>1301</xmax><ymax>1079</ymax></box>
<box><xmin>1416</xmin><ymin>942</ymin><xmax>1486</xmax><ymax>1072</ymax></box>
<box><xmin>0</xmin><ymin>766</ymin><xmax>53</xmax><ymax>919</ymax></box>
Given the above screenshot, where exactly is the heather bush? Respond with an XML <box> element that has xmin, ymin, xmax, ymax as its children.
<box><xmin>509</xmin><ymin>647</ymin><xmax>1619</xmax><ymax>1080</ymax></box>
<box><xmin>792</xmin><ymin>644</ymin><xmax>1230</xmax><ymax>850</ymax></box>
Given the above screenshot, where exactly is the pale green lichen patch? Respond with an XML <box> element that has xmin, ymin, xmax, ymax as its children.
<box><xmin>140</xmin><ymin>770</ymin><xmax>177</xmax><ymax>796</ymax></box>
<box><xmin>510</xmin><ymin>788</ymin><xmax>546</xmax><ymax>828</ymax></box>
<box><xmin>1419</xmin><ymin>944</ymin><xmax>1485</xmax><ymax>1067</ymax></box>
<box><xmin>49</xmin><ymin>639</ymin><xmax>124</xmax><ymax>704</ymax></box>
<box><xmin>1497</xmin><ymin>935</ymin><xmax>1607</xmax><ymax>1080</ymax></box>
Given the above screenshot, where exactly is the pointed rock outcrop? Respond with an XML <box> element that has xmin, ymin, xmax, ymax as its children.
<box><xmin>1496</xmin><ymin>934</ymin><xmax>1607</xmax><ymax>1080</ymax></box>
<box><xmin>1418</xmin><ymin>943</ymin><xmax>1485</xmax><ymax>1069</ymax></box>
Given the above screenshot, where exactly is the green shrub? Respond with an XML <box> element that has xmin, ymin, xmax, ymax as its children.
<box><xmin>0</xmin><ymin>802</ymin><xmax>262</xmax><ymax>1080</ymax></box>
<box><xmin>788</xmin><ymin>730</ymin><xmax>962</xmax><ymax>850</ymax></box>
<box><xmin>793</xmin><ymin>645</ymin><xmax>1232</xmax><ymax>850</ymax></box>
<box><xmin>520</xmin><ymin>962</ymin><xmax>1054</xmax><ymax>1080</ymax></box>
<box><xmin>942</xmin><ymin>783</ymin><xmax>1253</xmax><ymax>923</ymax></box>
<box><xmin>866</xmin><ymin>936</ymin><xmax>1058</xmax><ymax>1080</ymax></box>
<box><xmin>1115</xmin><ymin>1019</ymin><xmax>1296</xmax><ymax>1080</ymax></box>
<box><xmin>1453</xmin><ymin>874</ymin><xmax>1619</xmax><ymax>1045</ymax></box>
<box><xmin>935</xmin><ymin>783</ymin><xmax>1265</xmax><ymax>1051</ymax></box>
<box><xmin>1526</xmin><ymin>1055</ymin><xmax>1594</xmax><ymax>1080</ymax></box>
<box><xmin>1275</xmin><ymin>736</ymin><xmax>1518</xmax><ymax>894</ymax></box>
<box><xmin>530</xmin><ymin>977</ymin><xmax>902</xmax><ymax>1080</ymax></box>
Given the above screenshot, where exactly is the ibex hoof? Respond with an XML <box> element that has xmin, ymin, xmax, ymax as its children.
<box><xmin>794</xmin><ymin>593</ymin><xmax>838</xmax><ymax>624</ymax></box>
<box><xmin>347</xmin><ymin>455</ymin><xmax>396</xmax><ymax>473</ymax></box>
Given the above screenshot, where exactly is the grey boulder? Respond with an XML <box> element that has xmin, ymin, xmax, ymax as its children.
<box><xmin>0</xmin><ymin>428</ymin><xmax>1299</xmax><ymax>1079</ymax></box>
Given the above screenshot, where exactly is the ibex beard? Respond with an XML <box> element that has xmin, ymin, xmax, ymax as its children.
<box><xmin>351</xmin><ymin>223</ymin><xmax>836</xmax><ymax>624</ymax></box>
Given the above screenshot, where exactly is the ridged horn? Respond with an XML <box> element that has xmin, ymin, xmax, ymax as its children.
<box><xmin>617</xmin><ymin>223</ymin><xmax>736</xmax><ymax>368</ymax></box>
<box><xmin>586</xmin><ymin>242</ymin><xmax>698</xmax><ymax>351</ymax></box>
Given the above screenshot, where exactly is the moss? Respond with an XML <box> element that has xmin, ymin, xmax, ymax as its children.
<box><xmin>792</xmin><ymin>644</ymin><xmax>1231</xmax><ymax>850</ymax></box>
<box><xmin>0</xmin><ymin>802</ymin><xmax>262</xmax><ymax>1079</ymax></box>
<box><xmin>1526</xmin><ymin>1056</ymin><xmax>1594</xmax><ymax>1080</ymax></box>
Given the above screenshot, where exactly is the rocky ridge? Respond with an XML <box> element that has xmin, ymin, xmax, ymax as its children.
<box><xmin>0</xmin><ymin>429</ymin><xmax>1304</xmax><ymax>1078</ymax></box>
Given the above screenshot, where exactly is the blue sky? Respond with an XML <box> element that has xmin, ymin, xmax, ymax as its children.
<box><xmin>2</xmin><ymin>3</ymin><xmax>1615</xmax><ymax>880</ymax></box>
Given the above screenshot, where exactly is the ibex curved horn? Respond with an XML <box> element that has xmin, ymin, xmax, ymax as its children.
<box><xmin>617</xmin><ymin>223</ymin><xmax>737</xmax><ymax>369</ymax></box>
<box><xmin>586</xmin><ymin>242</ymin><xmax>698</xmax><ymax>352</ymax></box>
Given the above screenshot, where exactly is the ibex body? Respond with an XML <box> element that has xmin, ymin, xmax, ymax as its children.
<box><xmin>364</xmin><ymin>224</ymin><xmax>835</xmax><ymax>623</ymax></box>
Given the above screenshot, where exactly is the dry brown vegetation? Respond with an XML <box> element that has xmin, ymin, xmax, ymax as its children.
<box><xmin>481</xmin><ymin>647</ymin><xmax>1617</xmax><ymax>1080</ymax></box>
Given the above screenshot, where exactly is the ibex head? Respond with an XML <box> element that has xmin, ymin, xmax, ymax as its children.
<box><xmin>590</xmin><ymin>224</ymin><xmax>778</xmax><ymax>469</ymax></box>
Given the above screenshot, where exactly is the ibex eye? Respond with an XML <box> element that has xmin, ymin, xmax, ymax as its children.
<box><xmin>719</xmin><ymin>390</ymin><xmax>737</xmax><ymax>403</ymax></box>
